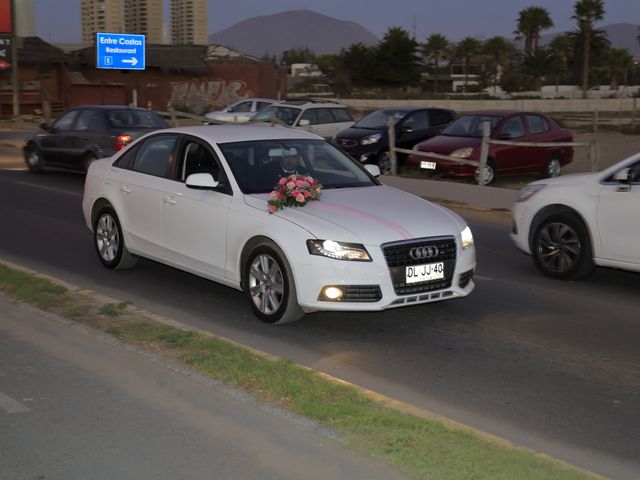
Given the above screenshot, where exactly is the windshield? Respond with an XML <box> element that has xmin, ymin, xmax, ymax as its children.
<box><xmin>252</xmin><ymin>106</ymin><xmax>301</xmax><ymax>126</ymax></box>
<box><xmin>441</xmin><ymin>115</ymin><xmax>502</xmax><ymax>138</ymax></box>
<box><xmin>107</xmin><ymin>110</ymin><xmax>167</xmax><ymax>129</ymax></box>
<box><xmin>354</xmin><ymin>110</ymin><xmax>407</xmax><ymax>129</ymax></box>
<box><xmin>219</xmin><ymin>139</ymin><xmax>378</xmax><ymax>194</ymax></box>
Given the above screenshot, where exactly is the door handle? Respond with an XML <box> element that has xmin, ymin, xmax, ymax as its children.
<box><xmin>121</xmin><ymin>185</ymin><xmax>132</xmax><ymax>194</ymax></box>
<box><xmin>164</xmin><ymin>196</ymin><xmax>177</xmax><ymax>205</ymax></box>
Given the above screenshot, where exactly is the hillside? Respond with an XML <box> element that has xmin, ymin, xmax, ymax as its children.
<box><xmin>541</xmin><ymin>23</ymin><xmax>640</xmax><ymax>56</ymax></box>
<box><xmin>208</xmin><ymin>9</ymin><xmax>379</xmax><ymax>58</ymax></box>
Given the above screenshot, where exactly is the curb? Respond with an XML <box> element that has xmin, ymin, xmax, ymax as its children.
<box><xmin>0</xmin><ymin>257</ymin><xmax>606</xmax><ymax>479</ymax></box>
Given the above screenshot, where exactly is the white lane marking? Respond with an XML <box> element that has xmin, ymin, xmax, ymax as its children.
<box><xmin>12</xmin><ymin>181</ymin><xmax>82</xmax><ymax>197</ymax></box>
<box><xmin>474</xmin><ymin>274</ymin><xmax>493</xmax><ymax>281</ymax></box>
<box><xmin>0</xmin><ymin>391</ymin><xmax>30</xmax><ymax>413</ymax></box>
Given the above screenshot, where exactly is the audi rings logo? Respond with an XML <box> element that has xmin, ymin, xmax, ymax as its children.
<box><xmin>409</xmin><ymin>246</ymin><xmax>440</xmax><ymax>260</ymax></box>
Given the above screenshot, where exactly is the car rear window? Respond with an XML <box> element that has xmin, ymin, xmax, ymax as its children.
<box><xmin>331</xmin><ymin>108</ymin><xmax>353</xmax><ymax>122</ymax></box>
<box><xmin>526</xmin><ymin>115</ymin><xmax>550</xmax><ymax>134</ymax></box>
<box><xmin>107</xmin><ymin>110</ymin><xmax>167</xmax><ymax>129</ymax></box>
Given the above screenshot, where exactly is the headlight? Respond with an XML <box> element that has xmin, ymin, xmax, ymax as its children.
<box><xmin>361</xmin><ymin>133</ymin><xmax>382</xmax><ymax>145</ymax></box>
<box><xmin>460</xmin><ymin>226</ymin><xmax>474</xmax><ymax>250</ymax></box>
<box><xmin>307</xmin><ymin>240</ymin><xmax>372</xmax><ymax>261</ymax></box>
<box><xmin>451</xmin><ymin>147</ymin><xmax>473</xmax><ymax>158</ymax></box>
<box><xmin>517</xmin><ymin>184</ymin><xmax>546</xmax><ymax>202</ymax></box>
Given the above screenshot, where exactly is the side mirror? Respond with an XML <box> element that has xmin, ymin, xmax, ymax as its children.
<box><xmin>186</xmin><ymin>173</ymin><xmax>220</xmax><ymax>190</ymax></box>
<box><xmin>613</xmin><ymin>168</ymin><xmax>632</xmax><ymax>192</ymax></box>
<box><xmin>364</xmin><ymin>164</ymin><xmax>381</xmax><ymax>177</ymax></box>
<box><xmin>298</xmin><ymin>119</ymin><xmax>311</xmax><ymax>127</ymax></box>
<box><xmin>40</xmin><ymin>122</ymin><xmax>52</xmax><ymax>132</ymax></box>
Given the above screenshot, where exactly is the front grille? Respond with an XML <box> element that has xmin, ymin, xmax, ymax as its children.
<box><xmin>337</xmin><ymin>139</ymin><xmax>358</xmax><ymax>148</ymax></box>
<box><xmin>382</xmin><ymin>237</ymin><xmax>457</xmax><ymax>295</ymax></box>
<box><xmin>318</xmin><ymin>285</ymin><xmax>382</xmax><ymax>302</ymax></box>
<box><xmin>458</xmin><ymin>269</ymin><xmax>474</xmax><ymax>289</ymax></box>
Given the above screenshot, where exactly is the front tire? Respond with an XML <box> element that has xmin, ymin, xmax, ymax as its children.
<box><xmin>25</xmin><ymin>146</ymin><xmax>44</xmax><ymax>174</ymax></box>
<box><xmin>532</xmin><ymin>213</ymin><xmax>594</xmax><ymax>280</ymax></box>
<box><xmin>244</xmin><ymin>243</ymin><xmax>303</xmax><ymax>324</ymax></box>
<box><xmin>544</xmin><ymin>155</ymin><xmax>562</xmax><ymax>178</ymax></box>
<box><xmin>93</xmin><ymin>207</ymin><xmax>137</xmax><ymax>270</ymax></box>
<box><xmin>377</xmin><ymin>151</ymin><xmax>392</xmax><ymax>175</ymax></box>
<box><xmin>474</xmin><ymin>160</ymin><xmax>496</xmax><ymax>185</ymax></box>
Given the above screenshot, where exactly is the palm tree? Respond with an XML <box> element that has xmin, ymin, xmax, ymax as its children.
<box><xmin>515</xmin><ymin>6</ymin><xmax>554</xmax><ymax>56</ymax></box>
<box><xmin>606</xmin><ymin>48</ymin><xmax>634</xmax><ymax>90</ymax></box>
<box><xmin>573</xmin><ymin>0</ymin><xmax>606</xmax><ymax>98</ymax></box>
<box><xmin>549</xmin><ymin>34</ymin><xmax>574</xmax><ymax>92</ymax></box>
<box><xmin>483</xmin><ymin>36</ymin><xmax>513</xmax><ymax>95</ymax></box>
<box><xmin>453</xmin><ymin>36</ymin><xmax>482</xmax><ymax>93</ymax></box>
<box><xmin>423</xmin><ymin>33</ymin><xmax>449</xmax><ymax>93</ymax></box>
<box><xmin>522</xmin><ymin>47</ymin><xmax>556</xmax><ymax>90</ymax></box>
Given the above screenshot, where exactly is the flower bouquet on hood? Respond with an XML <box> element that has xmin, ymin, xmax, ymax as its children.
<box><xmin>267</xmin><ymin>174</ymin><xmax>322</xmax><ymax>214</ymax></box>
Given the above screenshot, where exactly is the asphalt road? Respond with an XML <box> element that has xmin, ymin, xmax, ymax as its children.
<box><xmin>0</xmin><ymin>154</ymin><xmax>639</xmax><ymax>479</ymax></box>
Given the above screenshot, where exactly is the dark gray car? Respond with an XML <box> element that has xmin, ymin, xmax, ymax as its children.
<box><xmin>23</xmin><ymin>105</ymin><xmax>168</xmax><ymax>173</ymax></box>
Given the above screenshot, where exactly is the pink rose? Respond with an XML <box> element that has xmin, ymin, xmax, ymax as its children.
<box><xmin>303</xmin><ymin>190</ymin><xmax>310</xmax><ymax>198</ymax></box>
<box><xmin>279</xmin><ymin>178</ymin><xmax>287</xmax><ymax>185</ymax></box>
<box><xmin>295</xmin><ymin>194</ymin><xmax>305</xmax><ymax>203</ymax></box>
<box><xmin>267</xmin><ymin>204</ymin><xmax>277</xmax><ymax>214</ymax></box>
<box><xmin>292</xmin><ymin>189</ymin><xmax>301</xmax><ymax>197</ymax></box>
<box><xmin>286</xmin><ymin>181</ymin><xmax>296</xmax><ymax>190</ymax></box>
<box><xmin>269</xmin><ymin>191</ymin><xmax>279</xmax><ymax>200</ymax></box>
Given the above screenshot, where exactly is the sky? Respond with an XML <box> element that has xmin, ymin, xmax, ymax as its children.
<box><xmin>35</xmin><ymin>0</ymin><xmax>640</xmax><ymax>44</ymax></box>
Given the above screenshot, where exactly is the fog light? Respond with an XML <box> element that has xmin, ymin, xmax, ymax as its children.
<box><xmin>323</xmin><ymin>286</ymin><xmax>343</xmax><ymax>300</ymax></box>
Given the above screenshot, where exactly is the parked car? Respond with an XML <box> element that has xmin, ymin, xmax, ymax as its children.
<box><xmin>334</xmin><ymin>107</ymin><xmax>455</xmax><ymax>174</ymax></box>
<box><xmin>406</xmin><ymin>110</ymin><xmax>573</xmax><ymax>184</ymax></box>
<box><xmin>204</xmin><ymin>98</ymin><xmax>279</xmax><ymax>123</ymax></box>
<box><xmin>82</xmin><ymin>125</ymin><xmax>476</xmax><ymax>324</ymax></box>
<box><xmin>23</xmin><ymin>105</ymin><xmax>169</xmax><ymax>174</ymax></box>
<box><xmin>511</xmin><ymin>152</ymin><xmax>640</xmax><ymax>279</ymax></box>
<box><xmin>251</xmin><ymin>100</ymin><xmax>354</xmax><ymax>139</ymax></box>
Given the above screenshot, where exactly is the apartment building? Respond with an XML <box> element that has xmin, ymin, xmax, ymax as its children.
<box><xmin>81</xmin><ymin>0</ymin><xmax>163</xmax><ymax>44</ymax></box>
<box><xmin>125</xmin><ymin>0</ymin><xmax>163</xmax><ymax>44</ymax></box>
<box><xmin>171</xmin><ymin>0</ymin><xmax>208</xmax><ymax>45</ymax></box>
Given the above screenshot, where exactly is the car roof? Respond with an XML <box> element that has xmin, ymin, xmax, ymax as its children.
<box><xmin>276</xmin><ymin>99</ymin><xmax>347</xmax><ymax>108</ymax></box>
<box><xmin>463</xmin><ymin>109</ymin><xmax>545</xmax><ymax>117</ymax></box>
<box><xmin>69</xmin><ymin>105</ymin><xmax>153</xmax><ymax>111</ymax></box>
<box><xmin>152</xmin><ymin>124</ymin><xmax>323</xmax><ymax>143</ymax></box>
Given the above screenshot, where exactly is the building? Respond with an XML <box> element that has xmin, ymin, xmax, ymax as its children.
<box><xmin>125</xmin><ymin>0</ymin><xmax>163</xmax><ymax>44</ymax></box>
<box><xmin>81</xmin><ymin>0</ymin><xmax>125</xmax><ymax>44</ymax></box>
<box><xmin>14</xmin><ymin>0</ymin><xmax>36</xmax><ymax>37</ymax></box>
<box><xmin>171</xmin><ymin>0</ymin><xmax>208</xmax><ymax>45</ymax></box>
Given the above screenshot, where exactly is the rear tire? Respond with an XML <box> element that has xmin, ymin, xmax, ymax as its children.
<box><xmin>243</xmin><ymin>242</ymin><xmax>303</xmax><ymax>324</ymax></box>
<box><xmin>532</xmin><ymin>213</ymin><xmax>594</xmax><ymax>280</ymax></box>
<box><xmin>25</xmin><ymin>146</ymin><xmax>44</xmax><ymax>174</ymax></box>
<box><xmin>544</xmin><ymin>155</ymin><xmax>562</xmax><ymax>178</ymax></box>
<box><xmin>93</xmin><ymin>207</ymin><xmax>137</xmax><ymax>270</ymax></box>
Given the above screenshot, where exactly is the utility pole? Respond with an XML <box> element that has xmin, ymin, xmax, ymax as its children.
<box><xmin>11</xmin><ymin>0</ymin><xmax>19</xmax><ymax>116</ymax></box>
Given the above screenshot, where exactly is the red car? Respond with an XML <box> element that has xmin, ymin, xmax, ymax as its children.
<box><xmin>406</xmin><ymin>110</ymin><xmax>573</xmax><ymax>184</ymax></box>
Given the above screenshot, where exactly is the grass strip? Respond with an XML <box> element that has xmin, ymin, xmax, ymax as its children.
<box><xmin>0</xmin><ymin>263</ymin><xmax>597</xmax><ymax>480</ymax></box>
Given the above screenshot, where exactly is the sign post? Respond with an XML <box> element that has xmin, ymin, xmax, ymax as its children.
<box><xmin>96</xmin><ymin>32</ymin><xmax>145</xmax><ymax>71</ymax></box>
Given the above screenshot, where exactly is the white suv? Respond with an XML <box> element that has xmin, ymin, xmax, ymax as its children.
<box><xmin>251</xmin><ymin>100</ymin><xmax>354</xmax><ymax>138</ymax></box>
<box><xmin>511</xmin><ymin>153</ymin><xmax>640</xmax><ymax>279</ymax></box>
<box><xmin>205</xmin><ymin>98</ymin><xmax>278</xmax><ymax>123</ymax></box>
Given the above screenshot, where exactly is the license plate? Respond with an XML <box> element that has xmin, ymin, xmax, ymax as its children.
<box><xmin>420</xmin><ymin>161</ymin><xmax>436</xmax><ymax>170</ymax></box>
<box><xmin>406</xmin><ymin>262</ymin><xmax>444</xmax><ymax>284</ymax></box>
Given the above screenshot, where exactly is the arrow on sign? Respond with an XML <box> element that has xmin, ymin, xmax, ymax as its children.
<box><xmin>0</xmin><ymin>60</ymin><xmax>11</xmax><ymax>71</ymax></box>
<box><xmin>122</xmin><ymin>57</ymin><xmax>138</xmax><ymax>66</ymax></box>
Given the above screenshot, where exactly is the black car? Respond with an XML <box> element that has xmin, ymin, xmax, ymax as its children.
<box><xmin>334</xmin><ymin>107</ymin><xmax>455</xmax><ymax>174</ymax></box>
<box><xmin>23</xmin><ymin>105</ymin><xmax>169</xmax><ymax>173</ymax></box>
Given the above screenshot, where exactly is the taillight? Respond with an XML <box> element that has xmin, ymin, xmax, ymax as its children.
<box><xmin>113</xmin><ymin>135</ymin><xmax>133</xmax><ymax>151</ymax></box>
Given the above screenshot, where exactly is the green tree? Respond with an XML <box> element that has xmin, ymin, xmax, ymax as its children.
<box><xmin>280</xmin><ymin>47</ymin><xmax>316</xmax><ymax>66</ymax></box>
<box><xmin>483</xmin><ymin>36</ymin><xmax>514</xmax><ymax>94</ymax></box>
<box><xmin>422</xmin><ymin>33</ymin><xmax>449</xmax><ymax>93</ymax></box>
<box><xmin>522</xmin><ymin>47</ymin><xmax>556</xmax><ymax>90</ymax></box>
<box><xmin>548</xmin><ymin>34</ymin><xmax>574</xmax><ymax>91</ymax></box>
<box><xmin>514</xmin><ymin>6</ymin><xmax>554</xmax><ymax>56</ymax></box>
<box><xmin>339</xmin><ymin>43</ymin><xmax>377</xmax><ymax>88</ymax></box>
<box><xmin>453</xmin><ymin>36</ymin><xmax>482</xmax><ymax>93</ymax></box>
<box><xmin>572</xmin><ymin>0</ymin><xmax>606</xmax><ymax>98</ymax></box>
<box><xmin>606</xmin><ymin>48</ymin><xmax>634</xmax><ymax>89</ymax></box>
<box><xmin>374</xmin><ymin>27</ymin><xmax>421</xmax><ymax>86</ymax></box>
<box><xmin>567</xmin><ymin>25</ymin><xmax>610</xmax><ymax>88</ymax></box>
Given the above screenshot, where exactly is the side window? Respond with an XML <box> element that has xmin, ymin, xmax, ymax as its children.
<box><xmin>499</xmin><ymin>116</ymin><xmax>525</xmax><ymax>139</ymax></box>
<box><xmin>526</xmin><ymin>115</ymin><xmax>550</xmax><ymax>134</ymax></box>
<box><xmin>402</xmin><ymin>111</ymin><xmax>429</xmax><ymax>130</ymax></box>
<box><xmin>256</xmin><ymin>102</ymin><xmax>272</xmax><ymax>111</ymax></box>
<box><xmin>331</xmin><ymin>108</ymin><xmax>353</xmax><ymax>122</ymax></box>
<box><xmin>113</xmin><ymin>143</ymin><xmax>140</xmax><ymax>169</ymax></box>
<box><xmin>133</xmin><ymin>135</ymin><xmax>178</xmax><ymax>177</ymax></box>
<box><xmin>74</xmin><ymin>110</ymin><xmax>97</xmax><ymax>131</ymax></box>
<box><xmin>230</xmin><ymin>101</ymin><xmax>252</xmax><ymax>113</ymax></box>
<box><xmin>180</xmin><ymin>141</ymin><xmax>221</xmax><ymax>182</ymax></box>
<box><xmin>300</xmin><ymin>109</ymin><xmax>318</xmax><ymax>125</ymax></box>
<box><xmin>53</xmin><ymin>110</ymin><xmax>79</xmax><ymax>131</ymax></box>
<box><xmin>429</xmin><ymin>109</ymin><xmax>454</xmax><ymax>126</ymax></box>
<box><xmin>316</xmin><ymin>109</ymin><xmax>335</xmax><ymax>124</ymax></box>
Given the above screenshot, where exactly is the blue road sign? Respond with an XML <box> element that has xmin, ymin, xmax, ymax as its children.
<box><xmin>96</xmin><ymin>32</ymin><xmax>145</xmax><ymax>70</ymax></box>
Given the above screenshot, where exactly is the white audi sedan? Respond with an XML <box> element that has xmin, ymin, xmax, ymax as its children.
<box><xmin>511</xmin><ymin>152</ymin><xmax>640</xmax><ymax>279</ymax></box>
<box><xmin>82</xmin><ymin>125</ymin><xmax>476</xmax><ymax>324</ymax></box>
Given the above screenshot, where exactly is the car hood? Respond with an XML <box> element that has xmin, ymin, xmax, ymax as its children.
<box><xmin>245</xmin><ymin>185</ymin><xmax>466</xmax><ymax>245</ymax></box>
<box><xmin>416</xmin><ymin>135</ymin><xmax>480</xmax><ymax>153</ymax></box>
<box><xmin>335</xmin><ymin>127</ymin><xmax>386</xmax><ymax>141</ymax></box>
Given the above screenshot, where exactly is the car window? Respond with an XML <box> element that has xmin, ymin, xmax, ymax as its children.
<box><xmin>179</xmin><ymin>140</ymin><xmax>221</xmax><ymax>183</ymax></box>
<box><xmin>315</xmin><ymin>109</ymin><xmax>335</xmax><ymax>125</ymax></box>
<box><xmin>255</xmin><ymin>106</ymin><xmax>300</xmax><ymax>126</ymax></box>
<box><xmin>113</xmin><ymin>143</ymin><xmax>140</xmax><ymax>169</ymax></box>
<box><xmin>53</xmin><ymin>110</ymin><xmax>80</xmax><ymax>131</ymax></box>
<box><xmin>256</xmin><ymin>102</ymin><xmax>272</xmax><ymax>111</ymax></box>
<box><xmin>331</xmin><ymin>108</ymin><xmax>353</xmax><ymax>122</ymax></box>
<box><xmin>229</xmin><ymin>101</ymin><xmax>252</xmax><ymax>113</ymax></box>
<box><xmin>429</xmin><ymin>109</ymin><xmax>454</xmax><ymax>126</ymax></box>
<box><xmin>133</xmin><ymin>135</ymin><xmax>178</xmax><ymax>177</ymax></box>
<box><xmin>442</xmin><ymin>115</ymin><xmax>501</xmax><ymax>138</ymax></box>
<box><xmin>74</xmin><ymin>110</ymin><xmax>98</xmax><ymax>131</ymax></box>
<box><xmin>300</xmin><ymin>109</ymin><xmax>318</xmax><ymax>125</ymax></box>
<box><xmin>604</xmin><ymin>159</ymin><xmax>640</xmax><ymax>184</ymax></box>
<box><xmin>107</xmin><ymin>110</ymin><xmax>166</xmax><ymax>129</ymax></box>
<box><xmin>526</xmin><ymin>115</ymin><xmax>550</xmax><ymax>134</ymax></box>
<box><xmin>402</xmin><ymin>111</ymin><xmax>429</xmax><ymax>130</ymax></box>
<box><xmin>219</xmin><ymin>139</ymin><xmax>378</xmax><ymax>194</ymax></box>
<box><xmin>499</xmin><ymin>116</ymin><xmax>525</xmax><ymax>139</ymax></box>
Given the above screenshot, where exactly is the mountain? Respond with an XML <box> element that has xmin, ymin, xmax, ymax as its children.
<box><xmin>540</xmin><ymin>23</ymin><xmax>640</xmax><ymax>57</ymax></box>
<box><xmin>208</xmin><ymin>9</ymin><xmax>379</xmax><ymax>58</ymax></box>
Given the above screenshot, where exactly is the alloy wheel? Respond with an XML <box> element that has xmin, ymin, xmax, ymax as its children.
<box><xmin>535</xmin><ymin>222</ymin><xmax>581</xmax><ymax>274</ymax></box>
<box><xmin>248</xmin><ymin>254</ymin><xmax>285</xmax><ymax>315</ymax></box>
<box><xmin>96</xmin><ymin>213</ymin><xmax>120</xmax><ymax>263</ymax></box>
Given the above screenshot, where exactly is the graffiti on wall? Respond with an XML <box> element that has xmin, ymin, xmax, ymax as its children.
<box><xmin>170</xmin><ymin>79</ymin><xmax>254</xmax><ymax>115</ymax></box>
